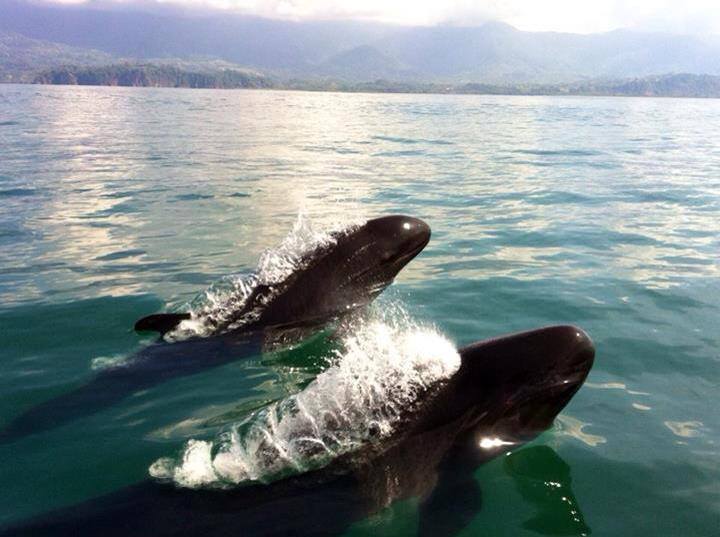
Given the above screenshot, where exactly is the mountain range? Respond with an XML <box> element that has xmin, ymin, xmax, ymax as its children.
<box><xmin>2</xmin><ymin>0</ymin><xmax>720</xmax><ymax>88</ymax></box>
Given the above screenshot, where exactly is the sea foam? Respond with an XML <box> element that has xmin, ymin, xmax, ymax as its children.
<box><xmin>165</xmin><ymin>214</ymin><xmax>357</xmax><ymax>341</ymax></box>
<box><xmin>150</xmin><ymin>312</ymin><xmax>460</xmax><ymax>488</ymax></box>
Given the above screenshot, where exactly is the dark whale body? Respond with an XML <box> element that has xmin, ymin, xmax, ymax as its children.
<box><xmin>0</xmin><ymin>215</ymin><xmax>431</xmax><ymax>444</ymax></box>
<box><xmin>2</xmin><ymin>325</ymin><xmax>595</xmax><ymax>536</ymax></box>
<box><xmin>136</xmin><ymin>215</ymin><xmax>432</xmax><ymax>336</ymax></box>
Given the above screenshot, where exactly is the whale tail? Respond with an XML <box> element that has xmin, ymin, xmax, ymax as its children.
<box><xmin>133</xmin><ymin>313</ymin><xmax>191</xmax><ymax>335</ymax></box>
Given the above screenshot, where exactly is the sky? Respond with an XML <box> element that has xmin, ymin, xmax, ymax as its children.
<box><xmin>45</xmin><ymin>0</ymin><xmax>720</xmax><ymax>34</ymax></box>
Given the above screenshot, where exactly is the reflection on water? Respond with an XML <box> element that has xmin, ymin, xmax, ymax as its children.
<box><xmin>2</xmin><ymin>87</ymin><xmax>720</xmax><ymax>306</ymax></box>
<box><xmin>585</xmin><ymin>381</ymin><xmax>650</xmax><ymax>396</ymax></box>
<box><xmin>664</xmin><ymin>421</ymin><xmax>707</xmax><ymax>439</ymax></box>
<box><xmin>554</xmin><ymin>415</ymin><xmax>606</xmax><ymax>447</ymax></box>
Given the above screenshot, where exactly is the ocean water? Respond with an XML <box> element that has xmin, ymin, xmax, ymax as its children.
<box><xmin>0</xmin><ymin>84</ymin><xmax>718</xmax><ymax>535</ymax></box>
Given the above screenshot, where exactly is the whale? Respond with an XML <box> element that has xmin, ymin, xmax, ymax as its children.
<box><xmin>1</xmin><ymin>325</ymin><xmax>595</xmax><ymax>536</ymax></box>
<box><xmin>0</xmin><ymin>215</ymin><xmax>431</xmax><ymax>444</ymax></box>
<box><xmin>135</xmin><ymin>215</ymin><xmax>431</xmax><ymax>337</ymax></box>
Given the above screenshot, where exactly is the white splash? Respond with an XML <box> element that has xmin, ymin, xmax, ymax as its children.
<box><xmin>90</xmin><ymin>354</ymin><xmax>131</xmax><ymax>371</ymax></box>
<box><xmin>149</xmin><ymin>314</ymin><xmax>461</xmax><ymax>488</ymax></box>
<box><xmin>165</xmin><ymin>214</ymin><xmax>357</xmax><ymax>341</ymax></box>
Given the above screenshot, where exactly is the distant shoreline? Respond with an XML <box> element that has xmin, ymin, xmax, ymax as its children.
<box><xmin>3</xmin><ymin>64</ymin><xmax>720</xmax><ymax>99</ymax></box>
<box><xmin>4</xmin><ymin>64</ymin><xmax>720</xmax><ymax>98</ymax></box>
<box><xmin>3</xmin><ymin>76</ymin><xmax>720</xmax><ymax>99</ymax></box>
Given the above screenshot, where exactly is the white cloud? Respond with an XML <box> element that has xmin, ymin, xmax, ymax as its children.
<box><xmin>43</xmin><ymin>0</ymin><xmax>720</xmax><ymax>34</ymax></box>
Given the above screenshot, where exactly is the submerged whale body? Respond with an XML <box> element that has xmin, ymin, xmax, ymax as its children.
<box><xmin>2</xmin><ymin>325</ymin><xmax>595</xmax><ymax>537</ymax></box>
<box><xmin>0</xmin><ymin>215</ymin><xmax>431</xmax><ymax>444</ymax></box>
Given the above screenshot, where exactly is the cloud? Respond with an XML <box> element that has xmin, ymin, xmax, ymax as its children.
<box><xmin>40</xmin><ymin>0</ymin><xmax>720</xmax><ymax>34</ymax></box>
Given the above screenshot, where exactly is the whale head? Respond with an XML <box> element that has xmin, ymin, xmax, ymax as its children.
<box><xmin>356</xmin><ymin>215</ymin><xmax>431</xmax><ymax>277</ymax></box>
<box><xmin>325</xmin><ymin>214</ymin><xmax>431</xmax><ymax>311</ymax></box>
<box><xmin>244</xmin><ymin>215</ymin><xmax>431</xmax><ymax>330</ymax></box>
<box><xmin>271</xmin><ymin>215</ymin><xmax>430</xmax><ymax>311</ymax></box>
<box><xmin>414</xmin><ymin>325</ymin><xmax>595</xmax><ymax>449</ymax></box>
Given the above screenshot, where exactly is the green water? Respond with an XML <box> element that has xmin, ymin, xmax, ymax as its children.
<box><xmin>0</xmin><ymin>85</ymin><xmax>718</xmax><ymax>535</ymax></box>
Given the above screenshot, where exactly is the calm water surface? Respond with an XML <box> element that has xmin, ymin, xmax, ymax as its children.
<box><xmin>0</xmin><ymin>85</ymin><xmax>718</xmax><ymax>535</ymax></box>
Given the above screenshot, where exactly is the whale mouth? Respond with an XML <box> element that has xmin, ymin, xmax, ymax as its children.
<box><xmin>492</xmin><ymin>328</ymin><xmax>595</xmax><ymax>435</ymax></box>
<box><xmin>346</xmin><ymin>220</ymin><xmax>430</xmax><ymax>287</ymax></box>
<box><xmin>405</xmin><ymin>229</ymin><xmax>432</xmax><ymax>259</ymax></box>
<box><xmin>383</xmin><ymin>233</ymin><xmax>430</xmax><ymax>267</ymax></box>
<box><xmin>382</xmin><ymin>219</ymin><xmax>431</xmax><ymax>267</ymax></box>
<box><xmin>443</xmin><ymin>325</ymin><xmax>595</xmax><ymax>441</ymax></box>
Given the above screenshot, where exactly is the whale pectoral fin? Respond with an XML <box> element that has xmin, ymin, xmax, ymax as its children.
<box><xmin>134</xmin><ymin>313</ymin><xmax>191</xmax><ymax>334</ymax></box>
<box><xmin>504</xmin><ymin>446</ymin><xmax>592</xmax><ymax>536</ymax></box>
<box><xmin>417</xmin><ymin>450</ymin><xmax>483</xmax><ymax>537</ymax></box>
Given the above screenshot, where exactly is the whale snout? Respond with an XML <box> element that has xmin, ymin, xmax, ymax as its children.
<box><xmin>445</xmin><ymin>324</ymin><xmax>595</xmax><ymax>438</ymax></box>
<box><xmin>403</xmin><ymin>216</ymin><xmax>431</xmax><ymax>252</ymax></box>
<box><xmin>366</xmin><ymin>215</ymin><xmax>431</xmax><ymax>264</ymax></box>
<box><xmin>397</xmin><ymin>215</ymin><xmax>431</xmax><ymax>240</ymax></box>
<box><xmin>396</xmin><ymin>216</ymin><xmax>431</xmax><ymax>259</ymax></box>
<box><xmin>537</xmin><ymin>325</ymin><xmax>595</xmax><ymax>382</ymax></box>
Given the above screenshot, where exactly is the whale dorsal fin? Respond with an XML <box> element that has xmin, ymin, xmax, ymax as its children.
<box><xmin>134</xmin><ymin>313</ymin><xmax>191</xmax><ymax>335</ymax></box>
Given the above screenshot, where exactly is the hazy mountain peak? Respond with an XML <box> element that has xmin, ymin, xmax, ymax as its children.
<box><xmin>317</xmin><ymin>45</ymin><xmax>413</xmax><ymax>80</ymax></box>
<box><xmin>3</xmin><ymin>0</ymin><xmax>720</xmax><ymax>85</ymax></box>
<box><xmin>479</xmin><ymin>20</ymin><xmax>518</xmax><ymax>33</ymax></box>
